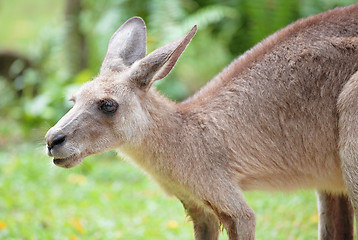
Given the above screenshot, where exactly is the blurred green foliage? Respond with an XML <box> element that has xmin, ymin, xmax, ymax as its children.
<box><xmin>0</xmin><ymin>0</ymin><xmax>357</xmax><ymax>136</ymax></box>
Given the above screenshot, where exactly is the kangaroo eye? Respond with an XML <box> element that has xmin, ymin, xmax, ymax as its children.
<box><xmin>98</xmin><ymin>98</ymin><xmax>118</xmax><ymax>114</ymax></box>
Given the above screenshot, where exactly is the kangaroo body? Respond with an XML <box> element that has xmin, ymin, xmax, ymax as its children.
<box><xmin>46</xmin><ymin>4</ymin><xmax>358</xmax><ymax>239</ymax></box>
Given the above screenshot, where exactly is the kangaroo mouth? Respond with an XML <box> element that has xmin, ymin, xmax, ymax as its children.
<box><xmin>53</xmin><ymin>154</ymin><xmax>83</xmax><ymax>168</ymax></box>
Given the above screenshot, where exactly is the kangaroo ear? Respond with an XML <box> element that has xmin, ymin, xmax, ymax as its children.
<box><xmin>101</xmin><ymin>17</ymin><xmax>147</xmax><ymax>72</ymax></box>
<box><xmin>131</xmin><ymin>25</ymin><xmax>197</xmax><ymax>90</ymax></box>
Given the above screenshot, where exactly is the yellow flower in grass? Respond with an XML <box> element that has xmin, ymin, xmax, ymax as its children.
<box><xmin>309</xmin><ymin>213</ymin><xmax>319</xmax><ymax>224</ymax></box>
<box><xmin>166</xmin><ymin>220</ymin><xmax>179</xmax><ymax>229</ymax></box>
<box><xmin>68</xmin><ymin>234</ymin><xmax>79</xmax><ymax>240</ymax></box>
<box><xmin>71</xmin><ymin>218</ymin><xmax>85</xmax><ymax>234</ymax></box>
<box><xmin>0</xmin><ymin>221</ymin><xmax>6</xmax><ymax>230</ymax></box>
<box><xmin>67</xmin><ymin>174</ymin><xmax>87</xmax><ymax>185</ymax></box>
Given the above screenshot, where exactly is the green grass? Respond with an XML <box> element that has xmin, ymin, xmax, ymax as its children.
<box><xmin>0</xmin><ymin>140</ymin><xmax>318</xmax><ymax>240</ymax></box>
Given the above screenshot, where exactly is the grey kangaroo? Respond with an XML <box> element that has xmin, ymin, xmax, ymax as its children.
<box><xmin>45</xmin><ymin>3</ymin><xmax>358</xmax><ymax>240</ymax></box>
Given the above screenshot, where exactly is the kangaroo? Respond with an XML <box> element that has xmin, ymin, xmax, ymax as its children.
<box><xmin>45</xmin><ymin>3</ymin><xmax>358</xmax><ymax>240</ymax></box>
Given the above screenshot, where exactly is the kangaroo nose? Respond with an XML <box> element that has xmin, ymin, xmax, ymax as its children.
<box><xmin>47</xmin><ymin>134</ymin><xmax>67</xmax><ymax>149</ymax></box>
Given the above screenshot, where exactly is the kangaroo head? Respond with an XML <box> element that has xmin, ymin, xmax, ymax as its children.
<box><xmin>45</xmin><ymin>17</ymin><xmax>197</xmax><ymax>168</ymax></box>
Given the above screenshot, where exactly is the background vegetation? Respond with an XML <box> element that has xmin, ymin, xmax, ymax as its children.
<box><xmin>0</xmin><ymin>0</ymin><xmax>356</xmax><ymax>239</ymax></box>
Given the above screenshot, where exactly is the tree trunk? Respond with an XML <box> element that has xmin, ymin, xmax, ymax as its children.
<box><xmin>65</xmin><ymin>0</ymin><xmax>87</xmax><ymax>76</ymax></box>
